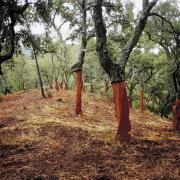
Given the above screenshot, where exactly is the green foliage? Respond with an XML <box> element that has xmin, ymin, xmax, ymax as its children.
<box><xmin>0</xmin><ymin>0</ymin><xmax>179</xmax><ymax>118</ymax></box>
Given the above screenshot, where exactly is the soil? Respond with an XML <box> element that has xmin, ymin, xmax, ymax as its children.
<box><xmin>0</xmin><ymin>90</ymin><xmax>179</xmax><ymax>180</ymax></box>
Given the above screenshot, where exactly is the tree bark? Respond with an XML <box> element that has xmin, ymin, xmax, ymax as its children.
<box><xmin>93</xmin><ymin>0</ymin><xmax>158</xmax><ymax>139</ymax></box>
<box><xmin>173</xmin><ymin>98</ymin><xmax>180</xmax><ymax>130</ymax></box>
<box><xmin>75</xmin><ymin>70</ymin><xmax>83</xmax><ymax>115</ymax></box>
<box><xmin>140</xmin><ymin>91</ymin><xmax>145</xmax><ymax>112</ymax></box>
<box><xmin>33</xmin><ymin>49</ymin><xmax>46</xmax><ymax>99</ymax></box>
<box><xmin>55</xmin><ymin>79</ymin><xmax>59</xmax><ymax>92</ymax></box>
<box><xmin>71</xmin><ymin>0</ymin><xmax>87</xmax><ymax>115</ymax></box>
<box><xmin>112</xmin><ymin>81</ymin><xmax>131</xmax><ymax>138</ymax></box>
<box><xmin>0</xmin><ymin>1</ymin><xmax>29</xmax><ymax>75</ymax></box>
<box><xmin>119</xmin><ymin>0</ymin><xmax>159</xmax><ymax>70</ymax></box>
<box><xmin>60</xmin><ymin>80</ymin><xmax>63</xmax><ymax>90</ymax></box>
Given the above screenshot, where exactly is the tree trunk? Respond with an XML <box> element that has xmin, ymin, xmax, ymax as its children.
<box><xmin>129</xmin><ymin>99</ymin><xmax>133</xmax><ymax>107</ymax></box>
<box><xmin>140</xmin><ymin>91</ymin><xmax>145</xmax><ymax>112</ymax></box>
<box><xmin>173</xmin><ymin>98</ymin><xmax>180</xmax><ymax>130</ymax></box>
<box><xmin>112</xmin><ymin>81</ymin><xmax>131</xmax><ymax>138</ymax></box>
<box><xmin>93</xmin><ymin>0</ymin><xmax>158</xmax><ymax>139</ymax></box>
<box><xmin>104</xmin><ymin>80</ymin><xmax>109</xmax><ymax>94</ymax></box>
<box><xmin>34</xmin><ymin>49</ymin><xmax>46</xmax><ymax>99</ymax></box>
<box><xmin>75</xmin><ymin>70</ymin><xmax>82</xmax><ymax>115</ymax></box>
<box><xmin>55</xmin><ymin>79</ymin><xmax>59</xmax><ymax>92</ymax></box>
<box><xmin>71</xmin><ymin>0</ymin><xmax>87</xmax><ymax>115</ymax></box>
<box><xmin>60</xmin><ymin>81</ymin><xmax>63</xmax><ymax>90</ymax></box>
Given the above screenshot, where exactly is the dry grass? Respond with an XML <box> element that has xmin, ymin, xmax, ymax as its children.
<box><xmin>0</xmin><ymin>90</ymin><xmax>179</xmax><ymax>180</ymax></box>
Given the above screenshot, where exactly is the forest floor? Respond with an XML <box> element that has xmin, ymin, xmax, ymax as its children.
<box><xmin>0</xmin><ymin>90</ymin><xmax>179</xmax><ymax>180</ymax></box>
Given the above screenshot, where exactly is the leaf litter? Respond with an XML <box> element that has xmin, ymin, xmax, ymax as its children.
<box><xmin>0</xmin><ymin>90</ymin><xmax>179</xmax><ymax>179</ymax></box>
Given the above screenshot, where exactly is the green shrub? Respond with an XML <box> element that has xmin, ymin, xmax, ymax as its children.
<box><xmin>133</xmin><ymin>99</ymin><xmax>140</xmax><ymax>109</ymax></box>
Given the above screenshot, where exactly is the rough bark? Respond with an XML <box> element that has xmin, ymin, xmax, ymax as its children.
<box><xmin>60</xmin><ymin>80</ymin><xmax>63</xmax><ymax>90</ymax></box>
<box><xmin>0</xmin><ymin>1</ymin><xmax>29</xmax><ymax>75</ymax></box>
<box><xmin>173</xmin><ymin>99</ymin><xmax>180</xmax><ymax>130</ymax></box>
<box><xmin>33</xmin><ymin>48</ymin><xmax>46</xmax><ymax>99</ymax></box>
<box><xmin>93</xmin><ymin>0</ymin><xmax>124</xmax><ymax>83</ymax></box>
<box><xmin>93</xmin><ymin>0</ymin><xmax>158</xmax><ymax>139</ymax></box>
<box><xmin>55</xmin><ymin>79</ymin><xmax>59</xmax><ymax>92</ymax></box>
<box><xmin>119</xmin><ymin>0</ymin><xmax>159</xmax><ymax>70</ymax></box>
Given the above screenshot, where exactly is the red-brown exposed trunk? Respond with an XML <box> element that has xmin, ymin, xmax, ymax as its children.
<box><xmin>75</xmin><ymin>70</ymin><xmax>82</xmax><ymax>115</ymax></box>
<box><xmin>60</xmin><ymin>81</ymin><xmax>63</xmax><ymax>90</ymax></box>
<box><xmin>173</xmin><ymin>98</ymin><xmax>180</xmax><ymax>130</ymax></box>
<box><xmin>55</xmin><ymin>80</ymin><xmax>59</xmax><ymax>92</ymax></box>
<box><xmin>140</xmin><ymin>91</ymin><xmax>145</xmax><ymax>112</ymax></box>
<box><xmin>112</xmin><ymin>81</ymin><xmax>131</xmax><ymax>139</ymax></box>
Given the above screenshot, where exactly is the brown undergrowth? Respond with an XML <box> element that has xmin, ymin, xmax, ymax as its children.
<box><xmin>0</xmin><ymin>90</ymin><xmax>179</xmax><ymax>180</ymax></box>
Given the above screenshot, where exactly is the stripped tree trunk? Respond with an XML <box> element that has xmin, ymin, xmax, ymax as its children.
<box><xmin>93</xmin><ymin>0</ymin><xmax>158</xmax><ymax>139</ymax></box>
<box><xmin>140</xmin><ymin>91</ymin><xmax>145</xmax><ymax>112</ymax></box>
<box><xmin>112</xmin><ymin>81</ymin><xmax>131</xmax><ymax>138</ymax></box>
<box><xmin>140</xmin><ymin>82</ymin><xmax>145</xmax><ymax>112</ymax></box>
<box><xmin>55</xmin><ymin>79</ymin><xmax>59</xmax><ymax>92</ymax></box>
<box><xmin>71</xmin><ymin>0</ymin><xmax>87</xmax><ymax>115</ymax></box>
<box><xmin>75</xmin><ymin>70</ymin><xmax>83</xmax><ymax>114</ymax></box>
<box><xmin>60</xmin><ymin>80</ymin><xmax>63</xmax><ymax>90</ymax></box>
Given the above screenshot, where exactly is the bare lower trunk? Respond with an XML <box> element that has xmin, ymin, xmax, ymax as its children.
<box><xmin>129</xmin><ymin>98</ymin><xmax>133</xmax><ymax>107</ymax></box>
<box><xmin>60</xmin><ymin>81</ymin><xmax>63</xmax><ymax>90</ymax></box>
<box><xmin>112</xmin><ymin>81</ymin><xmax>131</xmax><ymax>139</ymax></box>
<box><xmin>140</xmin><ymin>91</ymin><xmax>145</xmax><ymax>112</ymax></box>
<box><xmin>55</xmin><ymin>80</ymin><xmax>59</xmax><ymax>92</ymax></box>
<box><xmin>75</xmin><ymin>70</ymin><xmax>82</xmax><ymax>115</ymax></box>
<box><xmin>173</xmin><ymin>98</ymin><xmax>180</xmax><ymax>130</ymax></box>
